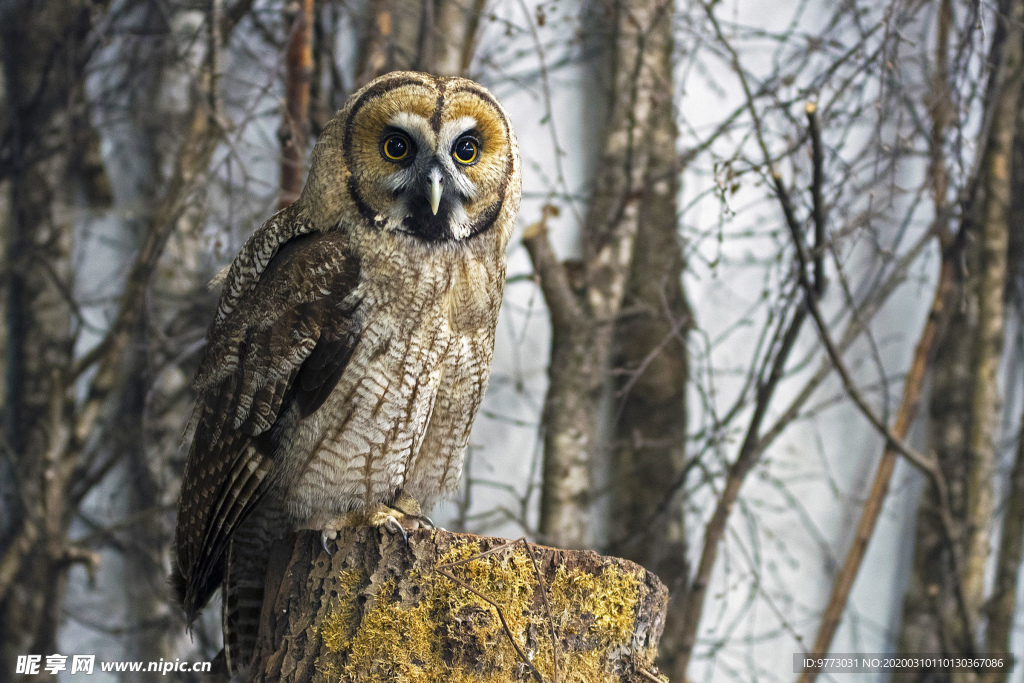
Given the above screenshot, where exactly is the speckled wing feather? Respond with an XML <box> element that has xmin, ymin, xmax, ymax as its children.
<box><xmin>173</xmin><ymin>229</ymin><xmax>360</xmax><ymax>620</ymax></box>
<box><xmin>213</xmin><ymin>204</ymin><xmax>317</xmax><ymax>327</ymax></box>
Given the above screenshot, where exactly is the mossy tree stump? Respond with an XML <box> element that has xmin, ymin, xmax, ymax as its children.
<box><xmin>251</xmin><ymin>529</ymin><xmax>669</xmax><ymax>682</ymax></box>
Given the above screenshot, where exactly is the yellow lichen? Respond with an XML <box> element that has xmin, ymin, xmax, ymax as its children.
<box><xmin>319</xmin><ymin>569</ymin><xmax>365</xmax><ymax>654</ymax></box>
<box><xmin>548</xmin><ymin>562</ymin><xmax>642</xmax><ymax>646</ymax></box>
<box><xmin>313</xmin><ymin>537</ymin><xmax>654</xmax><ymax>682</ymax></box>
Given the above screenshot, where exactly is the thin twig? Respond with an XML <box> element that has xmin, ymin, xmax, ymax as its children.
<box><xmin>783</xmin><ymin>174</ymin><xmax>978</xmax><ymax>661</ymax></box>
<box><xmin>691</xmin><ymin>8</ymin><xmax>973</xmax><ymax>675</ymax></box>
<box><xmin>434</xmin><ymin>536</ymin><xmax>528</xmax><ymax>570</ymax></box>
<box><xmin>675</xmin><ymin>51</ymin><xmax>816</xmax><ymax>666</ymax></box>
<box><xmin>523</xmin><ymin>541</ymin><xmax>559</xmax><ymax>683</ymax></box>
<box><xmin>805</xmin><ymin>102</ymin><xmax>827</xmax><ymax>296</ymax></box>
<box><xmin>639</xmin><ymin>667</ymin><xmax>665</xmax><ymax>682</ymax></box>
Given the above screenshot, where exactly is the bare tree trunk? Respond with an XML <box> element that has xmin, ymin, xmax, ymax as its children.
<box><xmin>429</xmin><ymin>0</ymin><xmax>488</xmax><ymax>76</ymax></box>
<box><xmin>603</xmin><ymin>0</ymin><xmax>689</xmax><ymax>671</ymax></box>
<box><xmin>354</xmin><ymin>0</ymin><xmax>421</xmax><ymax>85</ymax></box>
<box><xmin>528</xmin><ymin>0</ymin><xmax>679</xmax><ymax>551</ymax></box>
<box><xmin>355</xmin><ymin>0</ymin><xmax>397</xmax><ymax>86</ymax></box>
<box><xmin>107</xmin><ymin>7</ymin><xmax>181</xmax><ymax>668</ymax></box>
<box><xmin>356</xmin><ymin>0</ymin><xmax>485</xmax><ymax>84</ymax></box>
<box><xmin>0</xmin><ymin>3</ymin><xmax>252</xmax><ymax>675</ymax></box>
<box><xmin>0</xmin><ymin>1</ymin><xmax>105</xmax><ymax>674</ymax></box>
<box><xmin>120</xmin><ymin>341</ymin><xmax>174</xmax><ymax>668</ymax></box>
<box><xmin>980</xmin><ymin>66</ymin><xmax>1024</xmax><ymax>683</ymax></box>
<box><xmin>896</xmin><ymin>264</ymin><xmax>976</xmax><ymax>670</ymax></box>
<box><xmin>251</xmin><ymin>529</ymin><xmax>669</xmax><ymax>682</ymax></box>
<box><xmin>280</xmin><ymin>0</ymin><xmax>314</xmax><ymax>208</ymax></box>
<box><xmin>896</xmin><ymin>0</ymin><xmax>1022</xmax><ymax>677</ymax></box>
<box><xmin>960</xmin><ymin>13</ymin><xmax>1016</xmax><ymax>654</ymax></box>
<box><xmin>526</xmin><ymin>223</ymin><xmax>601</xmax><ymax>548</ymax></box>
<box><xmin>982</xmin><ymin>413</ymin><xmax>1024</xmax><ymax>683</ymax></box>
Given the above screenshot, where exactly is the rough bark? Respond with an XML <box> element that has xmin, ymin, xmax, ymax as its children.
<box><xmin>525</xmin><ymin>214</ymin><xmax>602</xmax><ymax>550</ymax></box>
<box><xmin>251</xmin><ymin>529</ymin><xmax>669</xmax><ymax>682</ymax></box>
<box><xmin>960</xmin><ymin>8</ymin><xmax>1015</xmax><ymax>648</ymax></box>
<box><xmin>896</xmin><ymin>260</ymin><xmax>979</xmax><ymax>672</ymax></box>
<box><xmin>981</xmin><ymin>62</ymin><xmax>1024</xmax><ymax>683</ymax></box>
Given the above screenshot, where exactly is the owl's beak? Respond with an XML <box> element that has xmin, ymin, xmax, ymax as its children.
<box><xmin>429</xmin><ymin>168</ymin><xmax>443</xmax><ymax>216</ymax></box>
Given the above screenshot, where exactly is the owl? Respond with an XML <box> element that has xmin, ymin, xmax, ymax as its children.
<box><xmin>172</xmin><ymin>71</ymin><xmax>521</xmax><ymax>676</ymax></box>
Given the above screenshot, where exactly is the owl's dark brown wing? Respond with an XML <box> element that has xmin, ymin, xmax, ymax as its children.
<box><xmin>172</xmin><ymin>230</ymin><xmax>360</xmax><ymax>621</ymax></box>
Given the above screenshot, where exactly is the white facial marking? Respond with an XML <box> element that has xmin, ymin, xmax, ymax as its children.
<box><xmin>388</xmin><ymin>112</ymin><xmax>432</xmax><ymax>146</ymax></box>
<box><xmin>448</xmin><ymin>204</ymin><xmax>472</xmax><ymax>240</ymax></box>
<box><xmin>439</xmin><ymin>117</ymin><xmax>478</xmax><ymax>151</ymax></box>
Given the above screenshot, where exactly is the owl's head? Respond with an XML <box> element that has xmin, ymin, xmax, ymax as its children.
<box><xmin>304</xmin><ymin>72</ymin><xmax>521</xmax><ymax>246</ymax></box>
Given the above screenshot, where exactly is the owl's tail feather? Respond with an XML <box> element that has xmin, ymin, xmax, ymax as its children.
<box><xmin>170</xmin><ymin>552</ymin><xmax>223</xmax><ymax>629</ymax></box>
<box><xmin>222</xmin><ymin>526</ymin><xmax>271</xmax><ymax>677</ymax></box>
<box><xmin>169</xmin><ymin>559</ymin><xmax>188</xmax><ymax>618</ymax></box>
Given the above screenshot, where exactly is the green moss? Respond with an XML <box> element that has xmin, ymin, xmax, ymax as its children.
<box><xmin>314</xmin><ymin>538</ymin><xmax>653</xmax><ymax>682</ymax></box>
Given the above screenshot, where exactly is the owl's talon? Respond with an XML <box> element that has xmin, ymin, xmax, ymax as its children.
<box><xmin>317</xmin><ymin>528</ymin><xmax>342</xmax><ymax>557</ymax></box>
<box><xmin>384</xmin><ymin>515</ymin><xmax>409</xmax><ymax>546</ymax></box>
<box><xmin>319</xmin><ymin>528</ymin><xmax>340</xmax><ymax>555</ymax></box>
<box><xmin>314</xmin><ymin>497</ymin><xmax>424</xmax><ymax>548</ymax></box>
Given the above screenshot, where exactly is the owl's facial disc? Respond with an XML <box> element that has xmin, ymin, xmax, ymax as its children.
<box><xmin>341</xmin><ymin>76</ymin><xmax>515</xmax><ymax>245</ymax></box>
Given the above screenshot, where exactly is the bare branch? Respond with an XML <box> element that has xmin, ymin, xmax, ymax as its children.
<box><xmin>522</xmin><ymin>205</ymin><xmax>583</xmax><ymax>330</ymax></box>
<box><xmin>799</xmin><ymin>245</ymin><xmax>956</xmax><ymax>681</ymax></box>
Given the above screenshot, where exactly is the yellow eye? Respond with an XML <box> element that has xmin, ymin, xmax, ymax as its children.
<box><xmin>453</xmin><ymin>136</ymin><xmax>479</xmax><ymax>165</ymax></box>
<box><xmin>382</xmin><ymin>133</ymin><xmax>411</xmax><ymax>161</ymax></box>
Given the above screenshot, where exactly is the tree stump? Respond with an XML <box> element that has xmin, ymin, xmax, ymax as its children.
<box><xmin>251</xmin><ymin>529</ymin><xmax>669</xmax><ymax>682</ymax></box>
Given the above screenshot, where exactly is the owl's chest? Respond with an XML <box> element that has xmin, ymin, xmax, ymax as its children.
<box><xmin>281</xmin><ymin>260</ymin><xmax>494</xmax><ymax>512</ymax></box>
<box><xmin>338</xmin><ymin>260</ymin><xmax>493</xmax><ymax>421</ymax></box>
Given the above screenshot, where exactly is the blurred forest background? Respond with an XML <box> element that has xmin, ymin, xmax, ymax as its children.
<box><xmin>0</xmin><ymin>0</ymin><xmax>1023</xmax><ymax>681</ymax></box>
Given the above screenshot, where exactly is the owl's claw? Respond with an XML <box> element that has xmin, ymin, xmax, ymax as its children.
<box><xmin>310</xmin><ymin>494</ymin><xmax>426</xmax><ymax>553</ymax></box>
<box><xmin>321</xmin><ymin>529</ymin><xmax>338</xmax><ymax>555</ymax></box>
<box><xmin>388</xmin><ymin>491</ymin><xmax>436</xmax><ymax>532</ymax></box>
<box><xmin>384</xmin><ymin>515</ymin><xmax>409</xmax><ymax>546</ymax></box>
